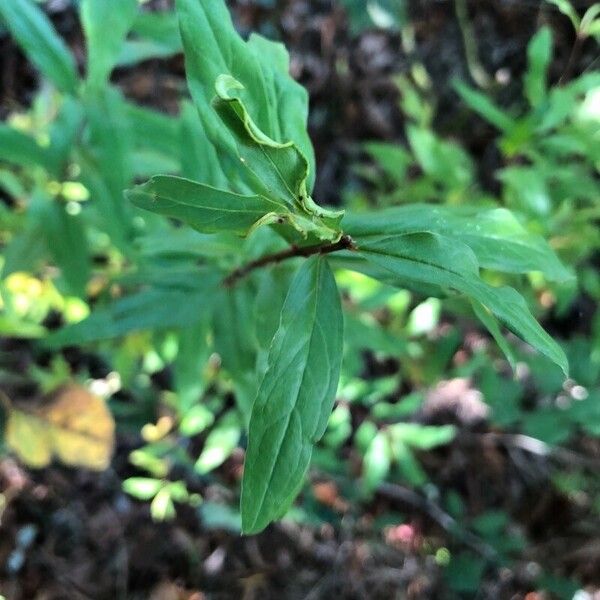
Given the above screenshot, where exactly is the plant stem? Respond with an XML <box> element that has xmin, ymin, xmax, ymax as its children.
<box><xmin>223</xmin><ymin>234</ymin><xmax>356</xmax><ymax>286</ymax></box>
<box><xmin>455</xmin><ymin>0</ymin><xmax>491</xmax><ymax>89</ymax></box>
<box><xmin>559</xmin><ymin>34</ymin><xmax>584</xmax><ymax>85</ymax></box>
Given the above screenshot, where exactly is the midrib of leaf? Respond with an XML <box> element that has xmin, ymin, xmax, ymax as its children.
<box><xmin>362</xmin><ymin>237</ymin><xmax>477</xmax><ymax>277</ymax></box>
<box><xmin>221</xmin><ymin>93</ymin><xmax>307</xmax><ymax>206</ymax></box>
<box><xmin>256</xmin><ymin>144</ymin><xmax>301</xmax><ymax>203</ymax></box>
<box><xmin>245</xmin><ymin>259</ymin><xmax>323</xmax><ymax>531</ymax></box>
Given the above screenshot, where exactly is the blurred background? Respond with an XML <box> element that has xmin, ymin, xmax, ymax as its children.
<box><xmin>0</xmin><ymin>0</ymin><xmax>599</xmax><ymax>598</ymax></box>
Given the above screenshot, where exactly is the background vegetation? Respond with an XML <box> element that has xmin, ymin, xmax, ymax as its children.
<box><xmin>0</xmin><ymin>0</ymin><xmax>599</xmax><ymax>598</ymax></box>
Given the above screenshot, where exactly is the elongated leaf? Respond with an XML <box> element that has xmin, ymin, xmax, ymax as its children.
<box><xmin>174</xmin><ymin>316</ymin><xmax>212</xmax><ymax>414</ymax></box>
<box><xmin>453</xmin><ymin>80</ymin><xmax>514</xmax><ymax>131</ymax></box>
<box><xmin>242</xmin><ymin>256</ymin><xmax>343</xmax><ymax>534</ymax></box>
<box><xmin>471</xmin><ymin>299</ymin><xmax>517</xmax><ymax>370</ymax></box>
<box><xmin>175</xmin><ymin>0</ymin><xmax>314</xmax><ymax>182</ymax></box>
<box><xmin>45</xmin><ymin>270</ymin><xmax>219</xmax><ymax>347</ymax></box>
<box><xmin>125</xmin><ymin>103</ymin><xmax>181</xmax><ymax>158</ymax></box>
<box><xmin>195</xmin><ymin>411</ymin><xmax>241</xmax><ymax>474</ymax></box>
<box><xmin>127</xmin><ymin>175</ymin><xmax>288</xmax><ymax>235</ymax></box>
<box><xmin>0</xmin><ymin>125</ymin><xmax>54</xmax><ymax>171</ymax></box>
<box><xmin>0</xmin><ymin>0</ymin><xmax>78</xmax><ymax>94</ymax></box>
<box><xmin>83</xmin><ymin>88</ymin><xmax>135</xmax><ymax>250</ymax></box>
<box><xmin>359</xmin><ymin>234</ymin><xmax>568</xmax><ymax>374</ymax></box>
<box><xmin>362</xmin><ymin>430</ymin><xmax>392</xmax><ymax>493</ymax></box>
<box><xmin>117</xmin><ymin>10</ymin><xmax>182</xmax><ymax>66</ymax></box>
<box><xmin>246</xmin><ymin>33</ymin><xmax>316</xmax><ymax>190</ymax></box>
<box><xmin>545</xmin><ymin>0</ymin><xmax>580</xmax><ymax>30</ymax></box>
<box><xmin>40</xmin><ymin>199</ymin><xmax>91</xmax><ymax>298</ymax></box>
<box><xmin>48</xmin><ymin>97</ymin><xmax>85</xmax><ymax>175</ymax></box>
<box><xmin>524</xmin><ymin>27</ymin><xmax>552</xmax><ymax>107</ymax></box>
<box><xmin>344</xmin><ymin>205</ymin><xmax>572</xmax><ymax>281</ymax></box>
<box><xmin>81</xmin><ymin>0</ymin><xmax>138</xmax><ymax>89</ymax></box>
<box><xmin>179</xmin><ymin>100</ymin><xmax>231</xmax><ymax>188</ymax></box>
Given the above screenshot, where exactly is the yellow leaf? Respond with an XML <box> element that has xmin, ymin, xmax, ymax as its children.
<box><xmin>5</xmin><ymin>384</ymin><xmax>115</xmax><ymax>471</ymax></box>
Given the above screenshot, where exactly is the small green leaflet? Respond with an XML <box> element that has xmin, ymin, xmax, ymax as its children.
<box><xmin>453</xmin><ymin>80</ymin><xmax>514</xmax><ymax>132</ymax></box>
<box><xmin>524</xmin><ymin>27</ymin><xmax>553</xmax><ymax>108</ymax></box>
<box><xmin>127</xmin><ymin>175</ymin><xmax>288</xmax><ymax>236</ymax></box>
<box><xmin>242</xmin><ymin>256</ymin><xmax>343</xmax><ymax>534</ymax></box>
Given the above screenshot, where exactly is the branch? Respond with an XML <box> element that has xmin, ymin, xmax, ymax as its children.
<box><xmin>223</xmin><ymin>234</ymin><xmax>356</xmax><ymax>286</ymax></box>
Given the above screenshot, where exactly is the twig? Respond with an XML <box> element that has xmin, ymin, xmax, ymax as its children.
<box><xmin>560</xmin><ymin>34</ymin><xmax>585</xmax><ymax>85</ymax></box>
<box><xmin>377</xmin><ymin>481</ymin><xmax>498</xmax><ymax>560</ymax></box>
<box><xmin>455</xmin><ymin>0</ymin><xmax>492</xmax><ymax>89</ymax></box>
<box><xmin>471</xmin><ymin>431</ymin><xmax>600</xmax><ymax>471</ymax></box>
<box><xmin>223</xmin><ymin>234</ymin><xmax>356</xmax><ymax>286</ymax></box>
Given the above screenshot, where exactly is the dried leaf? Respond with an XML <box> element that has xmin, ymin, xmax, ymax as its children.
<box><xmin>5</xmin><ymin>384</ymin><xmax>115</xmax><ymax>471</ymax></box>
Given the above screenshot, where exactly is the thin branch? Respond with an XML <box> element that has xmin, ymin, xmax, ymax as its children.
<box><xmin>377</xmin><ymin>481</ymin><xmax>498</xmax><ymax>560</ymax></box>
<box><xmin>560</xmin><ymin>34</ymin><xmax>585</xmax><ymax>85</ymax></box>
<box><xmin>223</xmin><ymin>234</ymin><xmax>356</xmax><ymax>286</ymax></box>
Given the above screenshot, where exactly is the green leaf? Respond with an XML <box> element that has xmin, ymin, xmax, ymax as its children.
<box><xmin>545</xmin><ymin>0</ymin><xmax>581</xmax><ymax>30</ymax></box>
<box><xmin>45</xmin><ymin>270</ymin><xmax>219</xmax><ymax>347</ymax></box>
<box><xmin>174</xmin><ymin>316</ymin><xmax>212</xmax><ymax>414</ymax></box>
<box><xmin>179</xmin><ymin>101</ymin><xmax>229</xmax><ymax>187</ymax></box>
<box><xmin>524</xmin><ymin>27</ymin><xmax>553</xmax><ymax>108</ymax></box>
<box><xmin>175</xmin><ymin>0</ymin><xmax>315</xmax><ymax>185</ymax></box>
<box><xmin>127</xmin><ymin>175</ymin><xmax>288</xmax><ymax>235</ymax></box>
<box><xmin>123</xmin><ymin>477</ymin><xmax>164</xmax><ymax>500</ymax></box>
<box><xmin>471</xmin><ymin>299</ymin><xmax>517</xmax><ymax>370</ymax></box>
<box><xmin>1</xmin><ymin>194</ymin><xmax>47</xmax><ymax>278</ymax></box>
<box><xmin>40</xmin><ymin>199</ymin><xmax>91</xmax><ymax>298</ymax></box>
<box><xmin>362</xmin><ymin>430</ymin><xmax>392</xmax><ymax>493</ymax></box>
<box><xmin>48</xmin><ymin>97</ymin><xmax>85</xmax><ymax>175</ymax></box>
<box><xmin>117</xmin><ymin>10</ymin><xmax>182</xmax><ymax>66</ymax></box>
<box><xmin>125</xmin><ymin>102</ymin><xmax>181</xmax><ymax>160</ymax></box>
<box><xmin>80</xmin><ymin>0</ymin><xmax>138</xmax><ymax>89</ymax></box>
<box><xmin>212</xmin><ymin>74</ymin><xmax>343</xmax><ymax>238</ymax></box>
<box><xmin>359</xmin><ymin>233</ymin><xmax>568</xmax><ymax>374</ymax></box>
<box><xmin>179</xmin><ymin>405</ymin><xmax>215</xmax><ymax>437</ymax></box>
<box><xmin>83</xmin><ymin>88</ymin><xmax>135</xmax><ymax>250</ymax></box>
<box><xmin>213</xmin><ymin>75</ymin><xmax>310</xmax><ymax>209</ymax></box>
<box><xmin>453</xmin><ymin>80</ymin><xmax>514</xmax><ymax>131</ymax></box>
<box><xmin>406</xmin><ymin>125</ymin><xmax>474</xmax><ymax>191</ymax></box>
<box><xmin>581</xmin><ymin>4</ymin><xmax>600</xmax><ymax>36</ymax></box>
<box><xmin>241</xmin><ymin>256</ymin><xmax>343</xmax><ymax>534</ymax></box>
<box><xmin>0</xmin><ymin>125</ymin><xmax>54</xmax><ymax>171</ymax></box>
<box><xmin>389</xmin><ymin>423</ymin><xmax>456</xmax><ymax>450</ymax></box>
<box><xmin>151</xmin><ymin>488</ymin><xmax>176</xmax><ymax>521</ymax></box>
<box><xmin>246</xmin><ymin>33</ymin><xmax>316</xmax><ymax>191</ymax></box>
<box><xmin>195</xmin><ymin>411</ymin><xmax>241</xmax><ymax>474</ymax></box>
<box><xmin>343</xmin><ymin>205</ymin><xmax>572</xmax><ymax>282</ymax></box>
<box><xmin>0</xmin><ymin>0</ymin><xmax>78</xmax><ymax>94</ymax></box>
